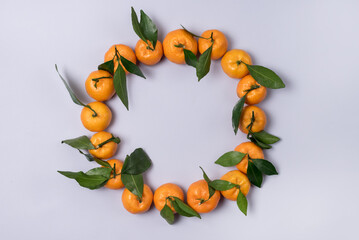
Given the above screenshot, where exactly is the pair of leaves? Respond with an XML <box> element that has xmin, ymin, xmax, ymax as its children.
<box><xmin>58</xmin><ymin>167</ymin><xmax>112</xmax><ymax>190</ymax></box>
<box><xmin>247</xmin><ymin>130</ymin><xmax>280</xmax><ymax>149</ymax></box>
<box><xmin>55</xmin><ymin>65</ymin><xmax>97</xmax><ymax>116</ymax></box>
<box><xmin>98</xmin><ymin>52</ymin><xmax>145</xmax><ymax>110</ymax></box>
<box><xmin>242</xmin><ymin>63</ymin><xmax>285</xmax><ymax>89</ymax></box>
<box><xmin>247</xmin><ymin>159</ymin><xmax>278</xmax><ymax>188</ymax></box>
<box><xmin>131</xmin><ymin>7</ymin><xmax>158</xmax><ymax>49</ymax></box>
<box><xmin>160</xmin><ymin>196</ymin><xmax>201</xmax><ymax>224</ymax></box>
<box><xmin>183</xmin><ymin>41</ymin><xmax>213</xmax><ymax>81</ymax></box>
<box><xmin>120</xmin><ymin>148</ymin><xmax>152</xmax><ymax>200</ymax></box>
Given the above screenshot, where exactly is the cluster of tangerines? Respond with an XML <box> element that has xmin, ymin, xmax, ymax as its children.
<box><xmin>56</xmin><ymin>7</ymin><xmax>285</xmax><ymax>224</ymax></box>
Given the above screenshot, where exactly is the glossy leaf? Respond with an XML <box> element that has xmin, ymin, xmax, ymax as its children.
<box><xmin>199</xmin><ymin>167</ymin><xmax>215</xmax><ymax>199</ymax></box>
<box><xmin>121</xmin><ymin>173</ymin><xmax>144</xmax><ymax>199</ymax></box>
<box><xmin>98</xmin><ymin>60</ymin><xmax>114</xmax><ymax>75</ymax></box>
<box><xmin>58</xmin><ymin>170</ymin><xmax>108</xmax><ymax>190</ymax></box>
<box><xmin>183</xmin><ymin>49</ymin><xmax>198</xmax><ymax>68</ymax></box>
<box><xmin>196</xmin><ymin>45</ymin><xmax>212</xmax><ymax>81</ymax></box>
<box><xmin>160</xmin><ymin>204</ymin><xmax>175</xmax><ymax>225</ymax></box>
<box><xmin>139</xmin><ymin>10</ymin><xmax>158</xmax><ymax>49</ymax></box>
<box><xmin>78</xmin><ymin>149</ymin><xmax>96</xmax><ymax>162</ymax></box>
<box><xmin>172</xmin><ymin>197</ymin><xmax>201</xmax><ymax>219</ymax></box>
<box><xmin>248</xmin><ymin>134</ymin><xmax>272</xmax><ymax>149</ymax></box>
<box><xmin>120</xmin><ymin>55</ymin><xmax>146</xmax><ymax>79</ymax></box>
<box><xmin>94</xmin><ymin>158</ymin><xmax>112</xmax><ymax>168</ymax></box>
<box><xmin>208</xmin><ymin>180</ymin><xmax>236</xmax><ymax>191</ymax></box>
<box><xmin>86</xmin><ymin>167</ymin><xmax>112</xmax><ymax>178</ymax></box>
<box><xmin>252</xmin><ymin>159</ymin><xmax>278</xmax><ymax>175</ymax></box>
<box><xmin>252</xmin><ymin>130</ymin><xmax>280</xmax><ymax>144</ymax></box>
<box><xmin>232</xmin><ymin>96</ymin><xmax>246</xmax><ymax>134</ymax></box>
<box><xmin>113</xmin><ymin>63</ymin><xmax>129</xmax><ymax>110</ymax></box>
<box><xmin>237</xmin><ymin>191</ymin><xmax>248</xmax><ymax>216</ymax></box>
<box><xmin>55</xmin><ymin>64</ymin><xmax>85</xmax><ymax>106</ymax></box>
<box><xmin>61</xmin><ymin>136</ymin><xmax>95</xmax><ymax>150</ymax></box>
<box><xmin>121</xmin><ymin>149</ymin><xmax>152</xmax><ymax>175</ymax></box>
<box><xmin>131</xmin><ymin>7</ymin><xmax>146</xmax><ymax>42</ymax></box>
<box><xmin>244</xmin><ymin>64</ymin><xmax>285</xmax><ymax>89</ymax></box>
<box><xmin>215</xmin><ymin>151</ymin><xmax>246</xmax><ymax>167</ymax></box>
<box><xmin>247</xmin><ymin>161</ymin><xmax>263</xmax><ymax>187</ymax></box>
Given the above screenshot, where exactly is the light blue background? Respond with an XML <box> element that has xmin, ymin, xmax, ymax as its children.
<box><xmin>1</xmin><ymin>0</ymin><xmax>358</xmax><ymax>239</ymax></box>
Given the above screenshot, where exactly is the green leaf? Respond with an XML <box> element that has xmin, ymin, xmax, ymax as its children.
<box><xmin>121</xmin><ymin>173</ymin><xmax>144</xmax><ymax>199</ymax></box>
<box><xmin>248</xmin><ymin>134</ymin><xmax>272</xmax><ymax>149</ymax></box>
<box><xmin>120</xmin><ymin>55</ymin><xmax>146</xmax><ymax>79</ymax></box>
<box><xmin>139</xmin><ymin>10</ymin><xmax>158</xmax><ymax>49</ymax></box>
<box><xmin>252</xmin><ymin>159</ymin><xmax>278</xmax><ymax>175</ymax></box>
<box><xmin>113</xmin><ymin>63</ymin><xmax>129</xmax><ymax>110</ymax></box>
<box><xmin>86</xmin><ymin>167</ymin><xmax>112</xmax><ymax>178</ymax></box>
<box><xmin>180</xmin><ymin>25</ymin><xmax>202</xmax><ymax>38</ymax></box>
<box><xmin>232</xmin><ymin>97</ymin><xmax>246</xmax><ymax>134</ymax></box>
<box><xmin>208</xmin><ymin>180</ymin><xmax>236</xmax><ymax>191</ymax></box>
<box><xmin>172</xmin><ymin>197</ymin><xmax>201</xmax><ymax>219</ymax></box>
<box><xmin>247</xmin><ymin>161</ymin><xmax>263</xmax><ymax>187</ymax></box>
<box><xmin>252</xmin><ymin>131</ymin><xmax>280</xmax><ymax>144</ymax></box>
<box><xmin>55</xmin><ymin>64</ymin><xmax>85</xmax><ymax>107</ymax></box>
<box><xmin>215</xmin><ymin>151</ymin><xmax>246</xmax><ymax>167</ymax></box>
<box><xmin>160</xmin><ymin>204</ymin><xmax>175</xmax><ymax>225</ymax></box>
<box><xmin>121</xmin><ymin>149</ymin><xmax>152</xmax><ymax>175</ymax></box>
<box><xmin>58</xmin><ymin>171</ymin><xmax>108</xmax><ymax>190</ymax></box>
<box><xmin>244</xmin><ymin>64</ymin><xmax>285</xmax><ymax>89</ymax></box>
<box><xmin>61</xmin><ymin>135</ymin><xmax>95</xmax><ymax>150</ymax></box>
<box><xmin>196</xmin><ymin>45</ymin><xmax>212</xmax><ymax>81</ymax></box>
<box><xmin>94</xmin><ymin>158</ymin><xmax>112</xmax><ymax>168</ymax></box>
<box><xmin>98</xmin><ymin>60</ymin><xmax>114</xmax><ymax>75</ymax></box>
<box><xmin>236</xmin><ymin>191</ymin><xmax>248</xmax><ymax>216</ymax></box>
<box><xmin>78</xmin><ymin>149</ymin><xmax>96</xmax><ymax>162</ymax></box>
<box><xmin>183</xmin><ymin>49</ymin><xmax>198</xmax><ymax>68</ymax></box>
<box><xmin>131</xmin><ymin>7</ymin><xmax>146</xmax><ymax>42</ymax></box>
<box><xmin>199</xmin><ymin>167</ymin><xmax>215</xmax><ymax>199</ymax></box>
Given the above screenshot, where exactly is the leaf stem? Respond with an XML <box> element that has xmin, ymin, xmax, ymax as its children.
<box><xmin>92</xmin><ymin>76</ymin><xmax>112</xmax><ymax>88</ymax></box>
<box><xmin>97</xmin><ymin>135</ymin><xmax>121</xmax><ymax>148</ymax></box>
<box><xmin>174</xmin><ymin>43</ymin><xmax>185</xmax><ymax>48</ymax></box>
<box><xmin>85</xmin><ymin>105</ymin><xmax>98</xmax><ymax>117</ymax></box>
<box><xmin>246</xmin><ymin>111</ymin><xmax>256</xmax><ymax>130</ymax></box>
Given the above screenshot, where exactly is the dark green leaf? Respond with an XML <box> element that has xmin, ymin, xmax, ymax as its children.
<box><xmin>98</xmin><ymin>60</ymin><xmax>114</xmax><ymax>75</ymax></box>
<box><xmin>94</xmin><ymin>158</ymin><xmax>112</xmax><ymax>168</ymax></box>
<box><xmin>244</xmin><ymin>64</ymin><xmax>285</xmax><ymax>89</ymax></box>
<box><xmin>252</xmin><ymin>130</ymin><xmax>280</xmax><ymax>144</ymax></box>
<box><xmin>55</xmin><ymin>64</ymin><xmax>85</xmax><ymax>106</ymax></box>
<box><xmin>121</xmin><ymin>173</ymin><xmax>144</xmax><ymax>199</ymax></box>
<box><xmin>172</xmin><ymin>197</ymin><xmax>201</xmax><ymax>219</ymax></box>
<box><xmin>61</xmin><ymin>135</ymin><xmax>95</xmax><ymax>150</ymax></box>
<box><xmin>237</xmin><ymin>191</ymin><xmax>248</xmax><ymax>216</ymax></box>
<box><xmin>215</xmin><ymin>151</ymin><xmax>246</xmax><ymax>167</ymax></box>
<box><xmin>183</xmin><ymin>49</ymin><xmax>198</xmax><ymax>68</ymax></box>
<box><xmin>180</xmin><ymin>25</ymin><xmax>202</xmax><ymax>38</ymax></box>
<box><xmin>58</xmin><ymin>171</ymin><xmax>108</xmax><ymax>190</ymax></box>
<box><xmin>131</xmin><ymin>7</ymin><xmax>147</xmax><ymax>42</ymax></box>
<box><xmin>121</xmin><ymin>148</ymin><xmax>152</xmax><ymax>175</ymax></box>
<box><xmin>199</xmin><ymin>167</ymin><xmax>215</xmax><ymax>199</ymax></box>
<box><xmin>247</xmin><ymin>161</ymin><xmax>263</xmax><ymax>187</ymax></box>
<box><xmin>139</xmin><ymin>10</ymin><xmax>158</xmax><ymax>49</ymax></box>
<box><xmin>86</xmin><ymin>167</ymin><xmax>112</xmax><ymax>178</ymax></box>
<box><xmin>252</xmin><ymin>159</ymin><xmax>278</xmax><ymax>175</ymax></box>
<box><xmin>113</xmin><ymin>64</ymin><xmax>129</xmax><ymax>110</ymax></box>
<box><xmin>78</xmin><ymin>149</ymin><xmax>96</xmax><ymax>162</ymax></box>
<box><xmin>232</xmin><ymin>97</ymin><xmax>246</xmax><ymax>134</ymax></box>
<box><xmin>196</xmin><ymin>45</ymin><xmax>212</xmax><ymax>81</ymax></box>
<box><xmin>208</xmin><ymin>180</ymin><xmax>236</xmax><ymax>191</ymax></box>
<box><xmin>160</xmin><ymin>204</ymin><xmax>175</xmax><ymax>225</ymax></box>
<box><xmin>120</xmin><ymin>55</ymin><xmax>146</xmax><ymax>79</ymax></box>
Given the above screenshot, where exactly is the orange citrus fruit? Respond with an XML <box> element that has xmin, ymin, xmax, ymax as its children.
<box><xmin>235</xmin><ymin>142</ymin><xmax>264</xmax><ymax>174</ymax></box>
<box><xmin>122</xmin><ymin>184</ymin><xmax>153</xmax><ymax>214</ymax></box>
<box><xmin>85</xmin><ymin>70</ymin><xmax>115</xmax><ymax>102</ymax></box>
<box><xmin>89</xmin><ymin>131</ymin><xmax>118</xmax><ymax>159</ymax></box>
<box><xmin>135</xmin><ymin>40</ymin><xmax>163</xmax><ymax>65</ymax></box>
<box><xmin>237</xmin><ymin>75</ymin><xmax>267</xmax><ymax>105</ymax></box>
<box><xmin>80</xmin><ymin>101</ymin><xmax>112</xmax><ymax>132</ymax></box>
<box><xmin>163</xmin><ymin>29</ymin><xmax>198</xmax><ymax>64</ymax></box>
<box><xmin>104</xmin><ymin>159</ymin><xmax>124</xmax><ymax>189</ymax></box>
<box><xmin>104</xmin><ymin>44</ymin><xmax>137</xmax><ymax>74</ymax></box>
<box><xmin>220</xmin><ymin>170</ymin><xmax>250</xmax><ymax>200</ymax></box>
<box><xmin>239</xmin><ymin>105</ymin><xmax>267</xmax><ymax>134</ymax></box>
<box><xmin>198</xmin><ymin>29</ymin><xmax>228</xmax><ymax>60</ymax></box>
<box><xmin>186</xmin><ymin>179</ymin><xmax>220</xmax><ymax>213</ymax></box>
<box><xmin>221</xmin><ymin>49</ymin><xmax>252</xmax><ymax>79</ymax></box>
<box><xmin>153</xmin><ymin>183</ymin><xmax>184</xmax><ymax>212</ymax></box>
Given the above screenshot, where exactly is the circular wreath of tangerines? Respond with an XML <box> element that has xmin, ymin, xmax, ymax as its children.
<box><xmin>56</xmin><ymin>7</ymin><xmax>285</xmax><ymax>224</ymax></box>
